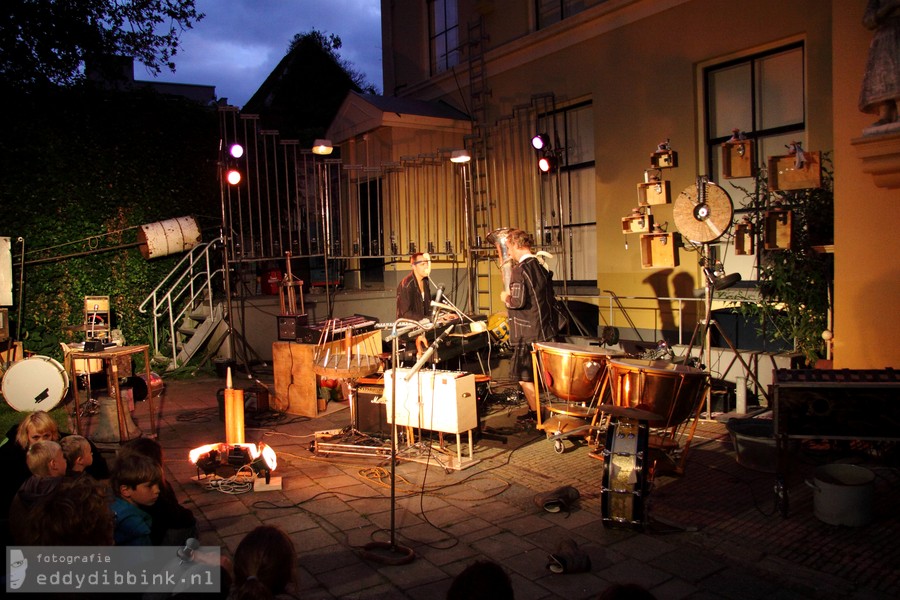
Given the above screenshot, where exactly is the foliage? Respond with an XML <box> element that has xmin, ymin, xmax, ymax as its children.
<box><xmin>0</xmin><ymin>0</ymin><xmax>203</xmax><ymax>89</ymax></box>
<box><xmin>0</xmin><ymin>83</ymin><xmax>220</xmax><ymax>364</ymax></box>
<box><xmin>289</xmin><ymin>29</ymin><xmax>379</xmax><ymax>95</ymax></box>
<box><xmin>729</xmin><ymin>155</ymin><xmax>834</xmax><ymax>366</ymax></box>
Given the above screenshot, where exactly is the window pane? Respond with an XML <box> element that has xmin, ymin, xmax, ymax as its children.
<box><xmin>433</xmin><ymin>0</ymin><xmax>446</xmax><ymax>31</ymax></box>
<box><xmin>565</xmin><ymin>105</ymin><xmax>594</xmax><ymax>165</ymax></box>
<box><xmin>538</xmin><ymin>0</ymin><xmax>562</xmax><ymax>28</ymax></box>
<box><xmin>756</xmin><ymin>48</ymin><xmax>804</xmax><ymax>129</ymax></box>
<box><xmin>708</xmin><ymin>63</ymin><xmax>752</xmax><ymax>139</ymax></box>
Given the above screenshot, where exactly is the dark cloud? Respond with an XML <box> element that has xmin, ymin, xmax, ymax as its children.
<box><xmin>143</xmin><ymin>0</ymin><xmax>382</xmax><ymax>107</ymax></box>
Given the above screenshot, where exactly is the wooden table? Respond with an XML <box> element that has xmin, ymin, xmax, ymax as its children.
<box><xmin>68</xmin><ymin>344</ymin><xmax>156</xmax><ymax>441</ymax></box>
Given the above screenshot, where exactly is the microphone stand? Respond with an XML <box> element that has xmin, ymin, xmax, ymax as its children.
<box><xmin>360</xmin><ymin>319</ymin><xmax>419</xmax><ymax>566</ymax></box>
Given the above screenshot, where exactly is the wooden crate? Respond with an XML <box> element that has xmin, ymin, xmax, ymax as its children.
<box><xmin>621</xmin><ymin>212</ymin><xmax>653</xmax><ymax>234</ymax></box>
<box><xmin>722</xmin><ymin>140</ymin><xmax>755</xmax><ymax>179</ymax></box>
<box><xmin>734</xmin><ymin>220</ymin><xmax>755</xmax><ymax>255</ymax></box>
<box><xmin>767</xmin><ymin>151</ymin><xmax>821</xmax><ymax>191</ymax></box>
<box><xmin>650</xmin><ymin>150</ymin><xmax>678</xmax><ymax>169</ymax></box>
<box><xmin>640</xmin><ymin>233</ymin><xmax>679</xmax><ymax>269</ymax></box>
<box><xmin>764</xmin><ymin>209</ymin><xmax>793</xmax><ymax>250</ymax></box>
<box><xmin>637</xmin><ymin>180</ymin><xmax>670</xmax><ymax>206</ymax></box>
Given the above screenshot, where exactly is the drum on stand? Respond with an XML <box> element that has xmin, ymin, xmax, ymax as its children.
<box><xmin>533</xmin><ymin>342</ymin><xmax>622</xmax><ymax>452</ymax></box>
<box><xmin>2</xmin><ymin>355</ymin><xmax>70</xmax><ymax>412</ymax></box>
<box><xmin>606</xmin><ymin>358</ymin><xmax>709</xmax><ymax>473</ymax></box>
<box><xmin>601</xmin><ymin>415</ymin><xmax>650</xmax><ymax>530</ymax></box>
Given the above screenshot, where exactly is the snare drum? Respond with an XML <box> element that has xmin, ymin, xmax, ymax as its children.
<box><xmin>487</xmin><ymin>312</ymin><xmax>510</xmax><ymax>345</ymax></box>
<box><xmin>601</xmin><ymin>416</ymin><xmax>650</xmax><ymax>530</ymax></box>
<box><xmin>2</xmin><ymin>355</ymin><xmax>70</xmax><ymax>412</ymax></box>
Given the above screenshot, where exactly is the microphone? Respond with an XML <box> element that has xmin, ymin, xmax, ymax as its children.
<box><xmin>405</xmin><ymin>325</ymin><xmax>454</xmax><ymax>381</ymax></box>
<box><xmin>177</xmin><ymin>538</ymin><xmax>201</xmax><ymax>563</ymax></box>
<box><xmin>430</xmin><ymin>300</ymin><xmax>456</xmax><ymax>313</ymax></box>
<box><xmin>384</xmin><ymin>318</ymin><xmax>432</xmax><ymax>342</ymax></box>
<box><xmin>431</xmin><ymin>284</ymin><xmax>445</xmax><ymax>321</ymax></box>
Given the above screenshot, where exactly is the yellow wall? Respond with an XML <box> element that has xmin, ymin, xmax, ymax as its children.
<box><xmin>831</xmin><ymin>0</ymin><xmax>900</xmax><ymax>368</ymax></box>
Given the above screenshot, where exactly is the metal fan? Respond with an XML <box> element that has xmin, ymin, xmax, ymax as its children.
<box><xmin>673</xmin><ymin>177</ymin><xmax>734</xmax><ymax>243</ymax></box>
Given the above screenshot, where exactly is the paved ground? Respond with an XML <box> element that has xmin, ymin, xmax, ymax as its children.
<box><xmin>77</xmin><ymin>368</ymin><xmax>899</xmax><ymax>600</ymax></box>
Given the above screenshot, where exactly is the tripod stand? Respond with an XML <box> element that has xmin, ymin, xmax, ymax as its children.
<box><xmin>683</xmin><ymin>251</ymin><xmax>768</xmax><ymax>416</ymax></box>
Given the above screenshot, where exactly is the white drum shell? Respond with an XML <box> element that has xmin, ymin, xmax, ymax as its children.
<box><xmin>2</xmin><ymin>355</ymin><xmax>69</xmax><ymax>412</ymax></box>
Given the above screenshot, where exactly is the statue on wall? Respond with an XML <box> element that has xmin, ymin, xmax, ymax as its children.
<box><xmin>859</xmin><ymin>0</ymin><xmax>900</xmax><ymax>131</ymax></box>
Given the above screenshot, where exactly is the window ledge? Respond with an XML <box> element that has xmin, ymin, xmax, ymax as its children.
<box><xmin>852</xmin><ymin>129</ymin><xmax>900</xmax><ymax>189</ymax></box>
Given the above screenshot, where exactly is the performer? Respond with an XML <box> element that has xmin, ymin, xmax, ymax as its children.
<box><xmin>499</xmin><ymin>229</ymin><xmax>561</xmax><ymax>421</ymax></box>
<box><xmin>396</xmin><ymin>252</ymin><xmax>433</xmax><ymax>355</ymax></box>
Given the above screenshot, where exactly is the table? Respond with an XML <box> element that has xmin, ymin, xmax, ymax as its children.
<box><xmin>68</xmin><ymin>344</ymin><xmax>156</xmax><ymax>441</ymax></box>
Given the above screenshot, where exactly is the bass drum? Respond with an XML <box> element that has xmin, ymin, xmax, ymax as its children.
<box><xmin>2</xmin><ymin>355</ymin><xmax>70</xmax><ymax>412</ymax></box>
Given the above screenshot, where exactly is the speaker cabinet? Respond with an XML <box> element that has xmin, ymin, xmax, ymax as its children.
<box><xmin>383</xmin><ymin>369</ymin><xmax>477</xmax><ymax>434</ymax></box>
<box><xmin>356</xmin><ymin>382</ymin><xmax>388</xmax><ymax>437</ymax></box>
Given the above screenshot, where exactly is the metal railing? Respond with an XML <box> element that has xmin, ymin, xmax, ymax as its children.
<box><xmin>138</xmin><ymin>237</ymin><xmax>225</xmax><ymax>364</ymax></box>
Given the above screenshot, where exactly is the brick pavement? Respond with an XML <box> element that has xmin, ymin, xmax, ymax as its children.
<box><xmin>81</xmin><ymin>374</ymin><xmax>900</xmax><ymax>599</ymax></box>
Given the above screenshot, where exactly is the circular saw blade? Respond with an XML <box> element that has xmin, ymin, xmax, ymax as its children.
<box><xmin>673</xmin><ymin>181</ymin><xmax>734</xmax><ymax>243</ymax></box>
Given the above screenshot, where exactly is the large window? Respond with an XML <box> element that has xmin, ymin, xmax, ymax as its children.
<box><xmin>702</xmin><ymin>41</ymin><xmax>806</xmax><ymax>281</ymax></box>
<box><xmin>540</xmin><ymin>101</ymin><xmax>596</xmax><ymax>283</ymax></box>
<box><xmin>429</xmin><ymin>0</ymin><xmax>460</xmax><ymax>75</ymax></box>
<box><xmin>537</xmin><ymin>0</ymin><xmax>607</xmax><ymax>29</ymax></box>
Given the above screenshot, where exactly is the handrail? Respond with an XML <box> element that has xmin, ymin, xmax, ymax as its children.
<box><xmin>138</xmin><ymin>237</ymin><xmax>224</xmax><ymax>363</ymax></box>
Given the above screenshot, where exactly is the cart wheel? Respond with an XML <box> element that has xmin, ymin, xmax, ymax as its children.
<box><xmin>554</xmin><ymin>439</ymin><xmax>565</xmax><ymax>454</ymax></box>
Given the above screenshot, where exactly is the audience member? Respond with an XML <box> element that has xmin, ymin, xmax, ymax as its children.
<box><xmin>121</xmin><ymin>436</ymin><xmax>198</xmax><ymax>546</ymax></box>
<box><xmin>446</xmin><ymin>559</ymin><xmax>515</xmax><ymax>600</ymax></box>
<box><xmin>230</xmin><ymin>525</ymin><xmax>298</xmax><ymax>600</ymax></box>
<box><xmin>60</xmin><ymin>434</ymin><xmax>94</xmax><ymax>476</ymax></box>
<box><xmin>0</xmin><ymin>411</ymin><xmax>109</xmax><ymax>521</ymax></box>
<box><xmin>110</xmin><ymin>451</ymin><xmax>161</xmax><ymax>546</ymax></box>
<box><xmin>7</xmin><ymin>440</ymin><xmax>67</xmax><ymax>543</ymax></box>
<box><xmin>21</xmin><ymin>475</ymin><xmax>115</xmax><ymax>546</ymax></box>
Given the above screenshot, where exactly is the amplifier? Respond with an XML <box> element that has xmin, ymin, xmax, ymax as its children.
<box><xmin>276</xmin><ymin>314</ymin><xmax>308</xmax><ymax>341</ymax></box>
<box><xmin>356</xmin><ymin>383</ymin><xmax>389</xmax><ymax>437</ymax></box>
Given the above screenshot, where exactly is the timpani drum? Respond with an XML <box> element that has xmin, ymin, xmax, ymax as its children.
<box><xmin>534</xmin><ymin>342</ymin><xmax>620</xmax><ymax>403</ymax></box>
<box><xmin>606</xmin><ymin>358</ymin><xmax>708</xmax><ymax>429</ymax></box>
<box><xmin>2</xmin><ymin>355</ymin><xmax>69</xmax><ymax>412</ymax></box>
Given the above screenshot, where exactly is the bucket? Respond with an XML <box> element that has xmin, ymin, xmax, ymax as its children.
<box><xmin>806</xmin><ymin>463</ymin><xmax>875</xmax><ymax>527</ymax></box>
<box><xmin>138</xmin><ymin>216</ymin><xmax>202</xmax><ymax>259</ymax></box>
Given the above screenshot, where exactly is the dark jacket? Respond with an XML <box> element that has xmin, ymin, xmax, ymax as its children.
<box><xmin>396</xmin><ymin>274</ymin><xmax>431</xmax><ymax>321</ymax></box>
<box><xmin>506</xmin><ymin>255</ymin><xmax>559</xmax><ymax>345</ymax></box>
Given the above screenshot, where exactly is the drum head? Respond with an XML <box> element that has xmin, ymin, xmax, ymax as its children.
<box><xmin>534</xmin><ymin>341</ymin><xmax>620</xmax><ymax>357</ymax></box>
<box><xmin>2</xmin><ymin>356</ymin><xmax>69</xmax><ymax>412</ymax></box>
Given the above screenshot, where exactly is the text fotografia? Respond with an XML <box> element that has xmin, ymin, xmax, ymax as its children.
<box><xmin>7</xmin><ymin>546</ymin><xmax>222</xmax><ymax>594</ymax></box>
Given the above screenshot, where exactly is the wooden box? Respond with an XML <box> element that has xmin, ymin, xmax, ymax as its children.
<box><xmin>84</xmin><ymin>295</ymin><xmax>110</xmax><ymax>340</ymax></box>
<box><xmin>640</xmin><ymin>233</ymin><xmax>679</xmax><ymax>269</ymax></box>
<box><xmin>764</xmin><ymin>209</ymin><xmax>793</xmax><ymax>250</ymax></box>
<box><xmin>722</xmin><ymin>140</ymin><xmax>755</xmax><ymax>179</ymax></box>
<box><xmin>767</xmin><ymin>151</ymin><xmax>821</xmax><ymax>191</ymax></box>
<box><xmin>621</xmin><ymin>212</ymin><xmax>653</xmax><ymax>234</ymax></box>
<box><xmin>650</xmin><ymin>150</ymin><xmax>678</xmax><ymax>169</ymax></box>
<box><xmin>734</xmin><ymin>220</ymin><xmax>755</xmax><ymax>255</ymax></box>
<box><xmin>272</xmin><ymin>329</ymin><xmax>381</xmax><ymax>417</ymax></box>
<box><xmin>384</xmin><ymin>368</ymin><xmax>477</xmax><ymax>434</ymax></box>
<box><xmin>637</xmin><ymin>180</ymin><xmax>670</xmax><ymax>206</ymax></box>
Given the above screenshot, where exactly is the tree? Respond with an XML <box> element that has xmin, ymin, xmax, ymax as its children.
<box><xmin>0</xmin><ymin>0</ymin><xmax>204</xmax><ymax>88</ymax></box>
<box><xmin>288</xmin><ymin>30</ymin><xmax>379</xmax><ymax>95</ymax></box>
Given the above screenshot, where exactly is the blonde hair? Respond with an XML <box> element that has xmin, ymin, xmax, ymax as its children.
<box><xmin>26</xmin><ymin>440</ymin><xmax>63</xmax><ymax>476</ymax></box>
<box><xmin>60</xmin><ymin>435</ymin><xmax>90</xmax><ymax>469</ymax></box>
<box><xmin>15</xmin><ymin>411</ymin><xmax>60</xmax><ymax>449</ymax></box>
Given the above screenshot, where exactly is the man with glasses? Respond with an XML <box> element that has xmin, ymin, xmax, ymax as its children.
<box><xmin>396</xmin><ymin>252</ymin><xmax>434</xmax><ymax>356</ymax></box>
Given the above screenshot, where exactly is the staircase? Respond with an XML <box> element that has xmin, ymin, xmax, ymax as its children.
<box><xmin>138</xmin><ymin>237</ymin><xmax>227</xmax><ymax>371</ymax></box>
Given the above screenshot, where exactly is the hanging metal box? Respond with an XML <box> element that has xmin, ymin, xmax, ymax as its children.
<box><xmin>767</xmin><ymin>151</ymin><xmax>822</xmax><ymax>191</ymax></box>
<box><xmin>640</xmin><ymin>233</ymin><xmax>679</xmax><ymax>269</ymax></box>
<box><xmin>764</xmin><ymin>209</ymin><xmax>793</xmax><ymax>250</ymax></box>
<box><xmin>722</xmin><ymin>140</ymin><xmax>755</xmax><ymax>179</ymax></box>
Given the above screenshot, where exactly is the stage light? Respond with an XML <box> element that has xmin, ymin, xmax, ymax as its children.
<box><xmin>226</xmin><ymin>168</ymin><xmax>242</xmax><ymax>185</ymax></box>
<box><xmin>229</xmin><ymin>144</ymin><xmax>244</xmax><ymax>159</ymax></box>
<box><xmin>249</xmin><ymin>442</ymin><xmax>278</xmax><ymax>484</ymax></box>
<box><xmin>450</xmin><ymin>149</ymin><xmax>471</xmax><ymax>163</ymax></box>
<box><xmin>538</xmin><ymin>154</ymin><xmax>557</xmax><ymax>173</ymax></box>
<box><xmin>531</xmin><ymin>133</ymin><xmax>550</xmax><ymax>151</ymax></box>
<box><xmin>312</xmin><ymin>139</ymin><xmax>333</xmax><ymax>155</ymax></box>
